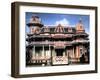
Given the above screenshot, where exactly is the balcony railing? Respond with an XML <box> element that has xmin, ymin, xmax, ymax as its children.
<box><xmin>72</xmin><ymin>40</ymin><xmax>89</xmax><ymax>43</ymax></box>
<box><xmin>29</xmin><ymin>41</ymin><xmax>71</xmax><ymax>45</ymax></box>
<box><xmin>27</xmin><ymin>40</ymin><xmax>89</xmax><ymax>46</ymax></box>
<box><xmin>53</xmin><ymin>56</ymin><xmax>68</xmax><ymax>64</ymax></box>
<box><xmin>32</xmin><ymin>56</ymin><xmax>51</xmax><ymax>60</ymax></box>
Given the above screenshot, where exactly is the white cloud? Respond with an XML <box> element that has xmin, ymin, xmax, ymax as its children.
<box><xmin>71</xmin><ymin>25</ymin><xmax>76</xmax><ymax>27</ymax></box>
<box><xmin>55</xmin><ymin>18</ymin><xmax>70</xmax><ymax>26</ymax></box>
<box><xmin>45</xmin><ymin>18</ymin><xmax>76</xmax><ymax>27</ymax></box>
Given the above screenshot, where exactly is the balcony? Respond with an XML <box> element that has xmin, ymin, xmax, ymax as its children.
<box><xmin>32</xmin><ymin>56</ymin><xmax>51</xmax><ymax>60</ymax></box>
<box><xmin>72</xmin><ymin>40</ymin><xmax>89</xmax><ymax>43</ymax></box>
<box><xmin>27</xmin><ymin>40</ymin><xmax>89</xmax><ymax>47</ymax></box>
<box><xmin>30</xmin><ymin>56</ymin><xmax>51</xmax><ymax>66</ymax></box>
<box><xmin>52</xmin><ymin>56</ymin><xmax>68</xmax><ymax>65</ymax></box>
<box><xmin>29</xmin><ymin>41</ymin><xmax>72</xmax><ymax>45</ymax></box>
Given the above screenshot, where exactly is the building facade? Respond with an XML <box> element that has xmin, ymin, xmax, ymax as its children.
<box><xmin>26</xmin><ymin>15</ymin><xmax>89</xmax><ymax>66</ymax></box>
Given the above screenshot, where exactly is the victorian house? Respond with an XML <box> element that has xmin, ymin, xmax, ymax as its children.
<box><xmin>26</xmin><ymin>15</ymin><xmax>89</xmax><ymax>66</ymax></box>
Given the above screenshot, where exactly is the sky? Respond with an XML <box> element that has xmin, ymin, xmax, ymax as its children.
<box><xmin>25</xmin><ymin>12</ymin><xmax>90</xmax><ymax>33</ymax></box>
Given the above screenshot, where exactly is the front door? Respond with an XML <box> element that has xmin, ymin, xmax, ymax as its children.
<box><xmin>55</xmin><ymin>49</ymin><xmax>64</xmax><ymax>56</ymax></box>
<box><xmin>52</xmin><ymin>49</ymin><xmax>68</xmax><ymax>65</ymax></box>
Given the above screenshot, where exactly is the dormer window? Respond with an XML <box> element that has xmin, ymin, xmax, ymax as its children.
<box><xmin>35</xmin><ymin>28</ymin><xmax>40</xmax><ymax>34</ymax></box>
<box><xmin>30</xmin><ymin>27</ymin><xmax>34</xmax><ymax>34</ymax></box>
<box><xmin>30</xmin><ymin>27</ymin><xmax>40</xmax><ymax>34</ymax></box>
<box><xmin>44</xmin><ymin>26</ymin><xmax>50</xmax><ymax>33</ymax></box>
<box><xmin>79</xmin><ymin>26</ymin><xmax>82</xmax><ymax>29</ymax></box>
<box><xmin>68</xmin><ymin>28</ymin><xmax>72</xmax><ymax>32</ymax></box>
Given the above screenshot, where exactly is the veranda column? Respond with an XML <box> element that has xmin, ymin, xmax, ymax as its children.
<box><xmin>32</xmin><ymin>45</ymin><xmax>35</xmax><ymax>58</ymax></box>
<box><xmin>32</xmin><ymin>45</ymin><xmax>35</xmax><ymax>63</ymax></box>
<box><xmin>72</xmin><ymin>47</ymin><xmax>75</xmax><ymax>63</ymax></box>
<box><xmin>63</xmin><ymin>49</ymin><xmax>65</xmax><ymax>56</ymax></box>
<box><xmin>49</xmin><ymin>45</ymin><xmax>51</xmax><ymax>57</ymax></box>
<box><xmin>76</xmin><ymin>46</ymin><xmax>79</xmax><ymax>58</ymax></box>
<box><xmin>42</xmin><ymin>45</ymin><xmax>45</xmax><ymax>66</ymax></box>
<box><xmin>49</xmin><ymin>45</ymin><xmax>50</xmax><ymax>51</ymax></box>
<box><xmin>47</xmin><ymin>45</ymin><xmax>51</xmax><ymax>66</ymax></box>
<box><xmin>42</xmin><ymin>45</ymin><xmax>45</xmax><ymax>58</ymax></box>
<box><xmin>73</xmin><ymin>47</ymin><xmax>74</xmax><ymax>58</ymax></box>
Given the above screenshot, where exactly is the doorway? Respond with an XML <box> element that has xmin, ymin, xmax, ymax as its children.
<box><xmin>55</xmin><ymin>49</ymin><xmax>64</xmax><ymax>56</ymax></box>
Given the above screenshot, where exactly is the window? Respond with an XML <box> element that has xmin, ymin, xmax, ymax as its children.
<box><xmin>44</xmin><ymin>27</ymin><xmax>50</xmax><ymax>32</ymax></box>
<box><xmin>68</xmin><ymin>28</ymin><xmax>72</xmax><ymax>32</ymax></box>
<box><xmin>80</xmin><ymin>48</ymin><xmax>83</xmax><ymax>57</ymax></box>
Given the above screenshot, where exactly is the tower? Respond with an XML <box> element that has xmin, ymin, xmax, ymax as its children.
<box><xmin>76</xmin><ymin>18</ymin><xmax>85</xmax><ymax>33</ymax></box>
<box><xmin>27</xmin><ymin>15</ymin><xmax>43</xmax><ymax>34</ymax></box>
<box><xmin>74</xmin><ymin>18</ymin><xmax>89</xmax><ymax>63</ymax></box>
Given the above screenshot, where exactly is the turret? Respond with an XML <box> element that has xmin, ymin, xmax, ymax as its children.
<box><xmin>27</xmin><ymin>15</ymin><xmax>43</xmax><ymax>34</ymax></box>
<box><xmin>76</xmin><ymin>18</ymin><xmax>85</xmax><ymax>33</ymax></box>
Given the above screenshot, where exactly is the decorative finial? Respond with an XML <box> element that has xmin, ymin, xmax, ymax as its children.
<box><xmin>79</xmin><ymin>18</ymin><xmax>82</xmax><ymax>23</ymax></box>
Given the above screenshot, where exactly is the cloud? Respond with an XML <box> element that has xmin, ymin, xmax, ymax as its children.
<box><xmin>55</xmin><ymin>18</ymin><xmax>70</xmax><ymax>26</ymax></box>
<box><xmin>70</xmin><ymin>25</ymin><xmax>76</xmax><ymax>27</ymax></box>
<box><xmin>45</xmin><ymin>18</ymin><xmax>75</xmax><ymax>27</ymax></box>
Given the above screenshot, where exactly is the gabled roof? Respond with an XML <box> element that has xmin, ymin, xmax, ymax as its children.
<box><xmin>40</xmin><ymin>26</ymin><xmax>76</xmax><ymax>34</ymax></box>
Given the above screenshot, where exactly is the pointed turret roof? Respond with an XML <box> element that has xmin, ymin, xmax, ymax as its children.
<box><xmin>76</xmin><ymin>18</ymin><xmax>85</xmax><ymax>33</ymax></box>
